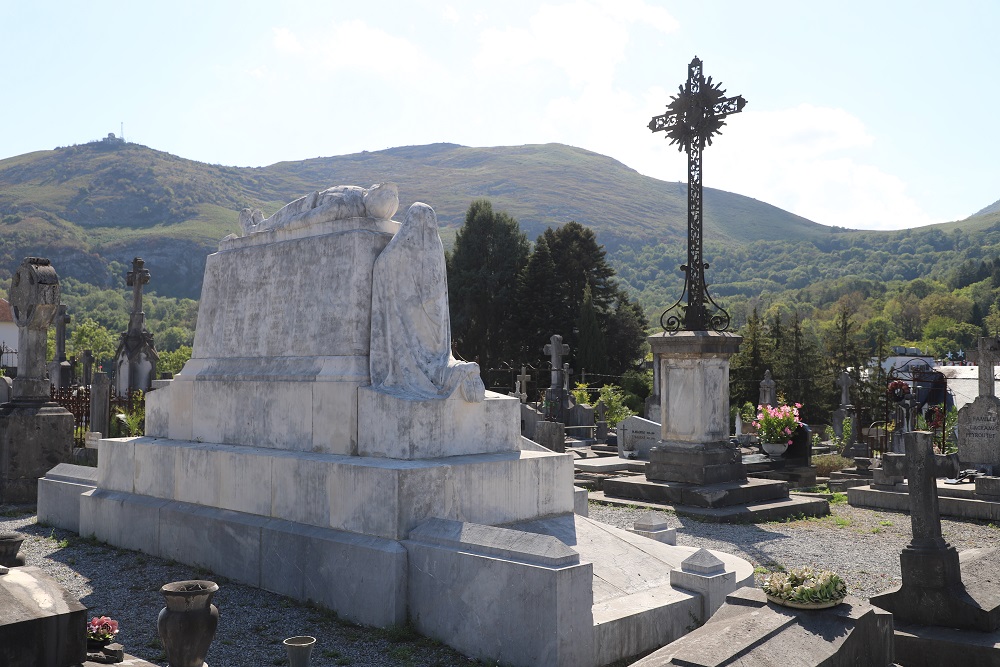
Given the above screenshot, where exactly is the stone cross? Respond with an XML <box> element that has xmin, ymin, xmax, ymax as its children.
<box><xmin>977</xmin><ymin>336</ymin><xmax>1000</xmax><ymax>399</ymax></box>
<box><xmin>53</xmin><ymin>304</ymin><xmax>70</xmax><ymax>362</ymax></box>
<box><xmin>543</xmin><ymin>335</ymin><xmax>570</xmax><ymax>388</ymax></box>
<box><xmin>81</xmin><ymin>349</ymin><xmax>94</xmax><ymax>386</ymax></box>
<box><xmin>870</xmin><ymin>431</ymin><xmax>999</xmax><ymax>631</ymax></box>
<box><xmin>836</xmin><ymin>370</ymin><xmax>855</xmax><ymax>408</ymax></box>
<box><xmin>126</xmin><ymin>257</ymin><xmax>150</xmax><ymax>333</ymax></box>
<box><xmin>7</xmin><ymin>257</ymin><xmax>60</xmax><ymax>400</ymax></box>
<box><xmin>595</xmin><ymin>399</ymin><xmax>607</xmax><ymax>422</ymax></box>
<box><xmin>648</xmin><ymin>56</ymin><xmax>746</xmax><ymax>332</ymax></box>
<box><xmin>758</xmin><ymin>369</ymin><xmax>776</xmax><ymax>407</ymax></box>
<box><xmin>562</xmin><ymin>362</ymin><xmax>573</xmax><ymax>392</ymax></box>
<box><xmin>517</xmin><ymin>366</ymin><xmax>531</xmax><ymax>403</ymax></box>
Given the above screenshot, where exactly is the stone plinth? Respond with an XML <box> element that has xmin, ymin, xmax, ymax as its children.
<box><xmin>647</xmin><ymin>331</ymin><xmax>744</xmax><ymax>485</ymax></box>
<box><xmin>357</xmin><ymin>387</ymin><xmax>520</xmax><ymax>459</ymax></box>
<box><xmin>0</xmin><ymin>400</ymin><xmax>74</xmax><ymax>503</ymax></box>
<box><xmin>0</xmin><ymin>565</ymin><xmax>87</xmax><ymax>667</ymax></box>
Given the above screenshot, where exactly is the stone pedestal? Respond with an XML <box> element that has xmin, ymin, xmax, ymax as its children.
<box><xmin>0</xmin><ymin>565</ymin><xmax>88</xmax><ymax>666</ymax></box>
<box><xmin>0</xmin><ymin>400</ymin><xmax>74</xmax><ymax>503</ymax></box>
<box><xmin>646</xmin><ymin>331</ymin><xmax>746</xmax><ymax>486</ymax></box>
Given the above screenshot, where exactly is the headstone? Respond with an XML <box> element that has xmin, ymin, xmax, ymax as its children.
<box><xmin>957</xmin><ymin>337</ymin><xmax>1000</xmax><ymax>472</ymax></box>
<box><xmin>594</xmin><ymin>400</ymin><xmax>608</xmax><ymax>443</ymax></box>
<box><xmin>520</xmin><ymin>402</ymin><xmax>542</xmax><ymax>439</ymax></box>
<box><xmin>89</xmin><ymin>371</ymin><xmax>111</xmax><ymax>437</ymax></box>
<box><xmin>113</xmin><ymin>257</ymin><xmax>159</xmax><ymax>395</ymax></box>
<box><xmin>534</xmin><ymin>420</ymin><xmax>565</xmax><ymax>452</ymax></box>
<box><xmin>0</xmin><ymin>376</ymin><xmax>11</xmax><ymax>404</ymax></box>
<box><xmin>0</xmin><ymin>257</ymin><xmax>75</xmax><ymax>503</ymax></box>
<box><xmin>837</xmin><ymin>370</ymin><xmax>855</xmax><ymax>408</ymax></box>
<box><xmin>618</xmin><ymin>415</ymin><xmax>661</xmax><ymax>459</ymax></box>
<box><xmin>871</xmin><ymin>430</ymin><xmax>1000</xmax><ymax>632</ymax></box>
<box><xmin>758</xmin><ymin>369</ymin><xmax>776</xmax><ymax>407</ymax></box>
<box><xmin>566</xmin><ymin>402</ymin><xmax>594</xmax><ymax>428</ymax></box>
<box><xmin>47</xmin><ymin>304</ymin><xmax>72</xmax><ymax>389</ymax></box>
<box><xmin>516</xmin><ymin>367</ymin><xmax>531</xmax><ymax>403</ymax></box>
<box><xmin>81</xmin><ymin>349</ymin><xmax>94</xmax><ymax>387</ymax></box>
<box><xmin>833</xmin><ymin>369</ymin><xmax>859</xmax><ymax>447</ymax></box>
<box><xmin>542</xmin><ymin>335</ymin><xmax>570</xmax><ymax>421</ymax></box>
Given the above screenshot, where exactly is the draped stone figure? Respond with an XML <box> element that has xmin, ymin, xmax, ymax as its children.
<box><xmin>369</xmin><ymin>202</ymin><xmax>485</xmax><ymax>402</ymax></box>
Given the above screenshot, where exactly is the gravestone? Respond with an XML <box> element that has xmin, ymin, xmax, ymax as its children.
<box><xmin>618</xmin><ymin>415</ymin><xmax>661</xmax><ymax>459</ymax></box>
<box><xmin>542</xmin><ymin>335</ymin><xmax>569</xmax><ymax>421</ymax></box>
<box><xmin>632</xmin><ymin>587</ymin><xmax>893</xmax><ymax>667</ymax></box>
<box><xmin>520</xmin><ymin>402</ymin><xmax>542</xmax><ymax>439</ymax></box>
<box><xmin>871</xmin><ymin>431</ymin><xmax>1000</xmax><ymax>632</ymax></box>
<box><xmin>566</xmin><ymin>402</ymin><xmax>594</xmax><ymax>428</ymax></box>
<box><xmin>0</xmin><ymin>257</ymin><xmax>74</xmax><ymax>503</ymax></box>
<box><xmin>516</xmin><ymin>366</ymin><xmax>531</xmax><ymax>403</ymax></box>
<box><xmin>113</xmin><ymin>257</ymin><xmax>159</xmax><ymax>395</ymax></box>
<box><xmin>833</xmin><ymin>369</ymin><xmax>859</xmax><ymax>447</ymax></box>
<box><xmin>81</xmin><ymin>349</ymin><xmax>94</xmax><ymax>387</ymax></box>
<box><xmin>47</xmin><ymin>304</ymin><xmax>72</xmax><ymax>389</ymax></box>
<box><xmin>89</xmin><ymin>371</ymin><xmax>111</xmax><ymax>437</ymax></box>
<box><xmin>957</xmin><ymin>337</ymin><xmax>1000</xmax><ymax>472</ymax></box>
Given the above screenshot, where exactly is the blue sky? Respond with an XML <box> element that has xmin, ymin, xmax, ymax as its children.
<box><xmin>1</xmin><ymin>0</ymin><xmax>997</xmax><ymax>231</ymax></box>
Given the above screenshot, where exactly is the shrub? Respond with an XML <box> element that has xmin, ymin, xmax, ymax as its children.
<box><xmin>812</xmin><ymin>453</ymin><xmax>853</xmax><ymax>477</ymax></box>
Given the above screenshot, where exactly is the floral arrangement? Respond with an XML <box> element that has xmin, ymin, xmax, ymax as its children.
<box><xmin>753</xmin><ymin>403</ymin><xmax>801</xmax><ymax>445</ymax></box>
<box><xmin>87</xmin><ymin>616</ymin><xmax>119</xmax><ymax>643</ymax></box>
<box><xmin>762</xmin><ymin>567</ymin><xmax>846</xmax><ymax>605</ymax></box>
<box><xmin>887</xmin><ymin>380</ymin><xmax>911</xmax><ymax>402</ymax></box>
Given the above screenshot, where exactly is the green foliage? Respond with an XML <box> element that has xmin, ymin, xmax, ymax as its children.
<box><xmin>158</xmin><ymin>346</ymin><xmax>192</xmax><ymax>377</ymax></box>
<box><xmin>812</xmin><ymin>454</ymin><xmax>853</xmax><ymax>477</ymax></box>
<box><xmin>447</xmin><ymin>200</ymin><xmax>530</xmax><ymax>367</ymax></box>
<box><xmin>114</xmin><ymin>391</ymin><xmax>145</xmax><ymax>437</ymax></box>
<box><xmin>594</xmin><ymin>384</ymin><xmax>634</xmax><ymax>427</ymax></box>
<box><xmin>69</xmin><ymin>318</ymin><xmax>117</xmax><ymax>366</ymax></box>
<box><xmin>574</xmin><ymin>284</ymin><xmax>606</xmax><ymax>374</ymax></box>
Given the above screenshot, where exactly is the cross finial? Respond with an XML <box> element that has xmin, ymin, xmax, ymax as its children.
<box><xmin>649</xmin><ymin>57</ymin><xmax>745</xmax><ymax>333</ymax></box>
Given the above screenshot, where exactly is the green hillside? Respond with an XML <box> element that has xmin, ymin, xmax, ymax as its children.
<box><xmin>2</xmin><ymin>138</ymin><xmax>1000</xmax><ymax>314</ymax></box>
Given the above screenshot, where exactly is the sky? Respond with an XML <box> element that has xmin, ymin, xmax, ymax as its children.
<box><xmin>1</xmin><ymin>0</ymin><xmax>998</xmax><ymax>231</ymax></box>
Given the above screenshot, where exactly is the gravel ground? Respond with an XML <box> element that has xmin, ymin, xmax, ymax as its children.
<box><xmin>4</xmin><ymin>498</ymin><xmax>1000</xmax><ymax>666</ymax></box>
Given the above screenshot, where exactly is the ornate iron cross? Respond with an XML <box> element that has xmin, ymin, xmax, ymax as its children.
<box><xmin>649</xmin><ymin>56</ymin><xmax>746</xmax><ymax>332</ymax></box>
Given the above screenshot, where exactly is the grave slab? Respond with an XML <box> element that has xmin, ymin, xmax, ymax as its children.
<box><xmin>0</xmin><ymin>565</ymin><xmax>87</xmax><ymax>667</ymax></box>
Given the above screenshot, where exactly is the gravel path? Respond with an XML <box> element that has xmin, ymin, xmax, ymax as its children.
<box><xmin>4</xmin><ymin>499</ymin><xmax>999</xmax><ymax>666</ymax></box>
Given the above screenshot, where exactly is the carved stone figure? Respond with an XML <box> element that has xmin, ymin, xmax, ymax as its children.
<box><xmin>241</xmin><ymin>182</ymin><xmax>399</xmax><ymax>236</ymax></box>
<box><xmin>369</xmin><ymin>202</ymin><xmax>484</xmax><ymax>402</ymax></box>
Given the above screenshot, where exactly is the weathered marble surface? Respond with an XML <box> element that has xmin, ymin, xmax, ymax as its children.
<box><xmin>240</xmin><ymin>182</ymin><xmax>399</xmax><ymax>236</ymax></box>
<box><xmin>370</xmin><ymin>202</ymin><xmax>484</xmax><ymax>403</ymax></box>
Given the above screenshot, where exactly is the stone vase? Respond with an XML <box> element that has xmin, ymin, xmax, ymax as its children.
<box><xmin>157</xmin><ymin>580</ymin><xmax>219</xmax><ymax>667</ymax></box>
<box><xmin>761</xmin><ymin>441</ymin><xmax>789</xmax><ymax>457</ymax></box>
<box><xmin>283</xmin><ymin>636</ymin><xmax>316</xmax><ymax>667</ymax></box>
<box><xmin>0</xmin><ymin>532</ymin><xmax>25</xmax><ymax>567</ymax></box>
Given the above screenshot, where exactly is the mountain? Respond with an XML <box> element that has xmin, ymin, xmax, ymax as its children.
<box><xmin>3</xmin><ymin>139</ymin><xmax>1000</xmax><ymax>311</ymax></box>
<box><xmin>0</xmin><ymin>140</ymin><xmax>832</xmax><ymax>299</ymax></box>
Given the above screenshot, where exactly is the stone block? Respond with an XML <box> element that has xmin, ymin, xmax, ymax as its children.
<box><xmin>574</xmin><ymin>487</ymin><xmax>589</xmax><ymax>516</ymax></box>
<box><xmin>976</xmin><ymin>475</ymin><xmax>1000</xmax><ymax>499</ymax></box>
<box><xmin>97</xmin><ymin>437</ymin><xmax>137</xmax><ymax>492</ymax></box>
<box><xmin>356</xmin><ymin>387</ymin><xmax>520</xmax><ymax>459</ymax></box>
<box><xmin>37</xmin><ymin>464</ymin><xmax>98</xmax><ymax>533</ymax></box>
<box><xmin>669</xmin><ymin>549</ymin><xmax>736</xmax><ymax>620</ymax></box>
<box><xmin>630</xmin><ymin>512</ymin><xmax>676</xmax><ymax>545</ymax></box>
<box><xmin>404</xmin><ymin>518</ymin><xmax>594</xmax><ymax>667</ymax></box>
<box><xmin>79</xmin><ymin>489</ymin><xmax>167</xmax><ymax>555</ymax></box>
<box><xmin>0</xmin><ymin>565</ymin><xmax>87</xmax><ymax>667</ymax></box>
<box><xmin>535</xmin><ymin>421</ymin><xmax>566</xmax><ymax>452</ymax></box>
<box><xmin>0</xmin><ymin>402</ymin><xmax>75</xmax><ymax>503</ymax></box>
<box><xmin>260</xmin><ymin>519</ymin><xmax>408</xmax><ymax>627</ymax></box>
<box><xmin>646</xmin><ymin>441</ymin><xmax>747</xmax><ymax>486</ymax></box>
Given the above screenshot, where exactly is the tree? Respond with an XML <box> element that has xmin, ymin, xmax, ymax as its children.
<box><xmin>516</xmin><ymin>235</ymin><xmax>561</xmax><ymax>359</ymax></box>
<box><xmin>69</xmin><ymin>318</ymin><xmax>117</xmax><ymax>367</ymax></box>
<box><xmin>447</xmin><ymin>200</ymin><xmax>530</xmax><ymax>367</ymax></box>
<box><xmin>603</xmin><ymin>291</ymin><xmax>648</xmax><ymax>376</ymax></box>
<box><xmin>730</xmin><ymin>307</ymin><xmax>774</xmax><ymax>408</ymax></box>
<box><xmin>574</xmin><ymin>284</ymin><xmax>606</xmax><ymax>375</ymax></box>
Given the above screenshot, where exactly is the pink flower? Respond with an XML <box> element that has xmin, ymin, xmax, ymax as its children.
<box><xmin>784</xmin><ymin>427</ymin><xmax>792</xmax><ymax>435</ymax></box>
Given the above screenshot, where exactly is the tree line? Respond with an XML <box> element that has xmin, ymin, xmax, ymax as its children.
<box><xmin>446</xmin><ymin>200</ymin><xmax>649</xmax><ymax>389</ymax></box>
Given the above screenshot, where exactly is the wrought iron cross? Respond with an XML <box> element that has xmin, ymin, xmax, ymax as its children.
<box><xmin>649</xmin><ymin>56</ymin><xmax>746</xmax><ymax>332</ymax></box>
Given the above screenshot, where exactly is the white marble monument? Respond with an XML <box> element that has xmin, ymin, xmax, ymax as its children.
<box><xmin>40</xmin><ymin>185</ymin><xmax>753</xmax><ymax>667</ymax></box>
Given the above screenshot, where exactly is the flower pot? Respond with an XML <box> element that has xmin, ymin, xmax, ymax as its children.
<box><xmin>157</xmin><ymin>580</ymin><xmax>219</xmax><ymax>667</ymax></box>
<box><xmin>87</xmin><ymin>638</ymin><xmax>110</xmax><ymax>653</ymax></box>
<box><xmin>761</xmin><ymin>441</ymin><xmax>789</xmax><ymax>457</ymax></box>
<box><xmin>766</xmin><ymin>594</ymin><xmax>845</xmax><ymax>609</ymax></box>
<box><xmin>0</xmin><ymin>532</ymin><xmax>25</xmax><ymax>567</ymax></box>
<box><xmin>284</xmin><ymin>636</ymin><xmax>316</xmax><ymax>667</ymax></box>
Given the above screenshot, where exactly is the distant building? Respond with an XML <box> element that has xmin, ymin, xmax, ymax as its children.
<box><xmin>102</xmin><ymin>132</ymin><xmax>125</xmax><ymax>145</ymax></box>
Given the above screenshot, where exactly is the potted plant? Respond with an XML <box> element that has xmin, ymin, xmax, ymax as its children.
<box><xmin>762</xmin><ymin>566</ymin><xmax>847</xmax><ymax>609</ymax></box>
<box><xmin>753</xmin><ymin>403</ymin><xmax>802</xmax><ymax>456</ymax></box>
<box><xmin>87</xmin><ymin>616</ymin><xmax>119</xmax><ymax>651</ymax></box>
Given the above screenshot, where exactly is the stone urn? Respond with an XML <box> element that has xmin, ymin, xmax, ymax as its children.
<box><xmin>284</xmin><ymin>636</ymin><xmax>316</xmax><ymax>667</ymax></box>
<box><xmin>761</xmin><ymin>441</ymin><xmax>789</xmax><ymax>457</ymax></box>
<box><xmin>157</xmin><ymin>580</ymin><xmax>219</xmax><ymax>667</ymax></box>
<box><xmin>0</xmin><ymin>532</ymin><xmax>25</xmax><ymax>567</ymax></box>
